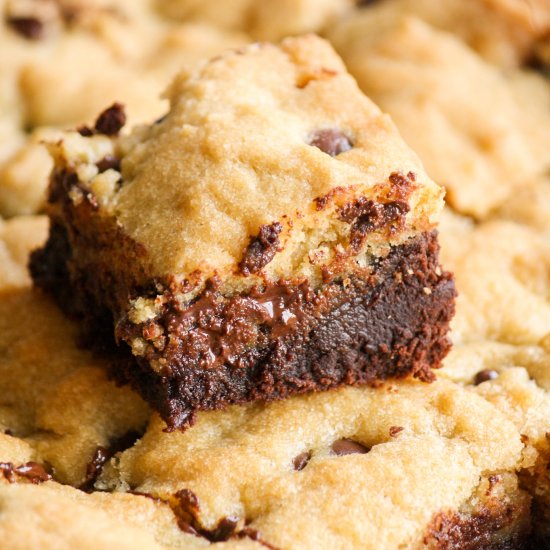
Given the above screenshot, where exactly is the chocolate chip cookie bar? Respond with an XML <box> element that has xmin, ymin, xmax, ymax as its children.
<box><xmin>96</xmin><ymin>377</ymin><xmax>533</xmax><ymax>548</ymax></box>
<box><xmin>32</xmin><ymin>35</ymin><xmax>455</xmax><ymax>430</ymax></box>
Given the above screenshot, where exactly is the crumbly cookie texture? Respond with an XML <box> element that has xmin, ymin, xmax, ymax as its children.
<box><xmin>349</xmin><ymin>0</ymin><xmax>550</xmax><ymax>68</ymax></box>
<box><xmin>32</xmin><ymin>35</ymin><xmax>454</xmax><ymax>429</ymax></box>
<box><xmin>0</xmin><ymin>0</ymin><xmax>249</xmax><ymax>217</ymax></box>
<box><xmin>97</xmin><ymin>378</ymin><xmax>531</xmax><ymax>549</ymax></box>
<box><xmin>439</xmin><ymin>213</ymin><xmax>550</xmax><ymax>346</ymax></box>
<box><xmin>328</xmin><ymin>15</ymin><xmax>550</xmax><ymax>219</ymax></box>
<box><xmin>155</xmin><ymin>0</ymin><xmax>353</xmax><ymax>41</ymax></box>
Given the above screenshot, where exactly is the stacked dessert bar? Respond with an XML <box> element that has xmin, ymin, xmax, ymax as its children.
<box><xmin>1</xmin><ymin>1</ymin><xmax>549</xmax><ymax>548</ymax></box>
<box><xmin>31</xmin><ymin>35</ymin><xmax>455</xmax><ymax>430</ymax></box>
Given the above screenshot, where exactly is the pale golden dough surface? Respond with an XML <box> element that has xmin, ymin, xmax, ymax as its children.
<box><xmin>0</xmin><ymin>287</ymin><xmax>150</xmax><ymax>486</ymax></box>
<box><xmin>494</xmin><ymin>175</ymin><xmax>550</xmax><ymax>234</ymax></box>
<box><xmin>0</xmin><ymin>482</ymin><xmax>258</xmax><ymax>550</ymax></box>
<box><xmin>439</xmin><ymin>213</ymin><xmax>550</xmax><ymax>345</ymax></box>
<box><xmin>155</xmin><ymin>0</ymin><xmax>352</xmax><ymax>41</ymax></box>
<box><xmin>55</xmin><ymin>35</ymin><xmax>443</xmax><ymax>291</ymax></box>
<box><xmin>329</xmin><ymin>16</ymin><xmax>550</xmax><ymax>219</ymax></box>
<box><xmin>97</xmin><ymin>377</ymin><xmax>528</xmax><ymax>549</ymax></box>
<box><xmin>344</xmin><ymin>0</ymin><xmax>550</xmax><ymax>67</ymax></box>
<box><xmin>0</xmin><ymin>215</ymin><xmax>47</xmax><ymax>290</ymax></box>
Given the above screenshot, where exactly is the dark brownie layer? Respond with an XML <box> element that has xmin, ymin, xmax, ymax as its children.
<box><xmin>32</xmin><ymin>219</ymin><xmax>455</xmax><ymax>430</ymax></box>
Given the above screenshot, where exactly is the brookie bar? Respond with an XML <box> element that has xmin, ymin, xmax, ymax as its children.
<box><xmin>31</xmin><ymin>35</ymin><xmax>455</xmax><ymax>429</ymax></box>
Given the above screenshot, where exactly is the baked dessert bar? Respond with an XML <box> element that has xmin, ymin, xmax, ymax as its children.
<box><xmin>31</xmin><ymin>35</ymin><xmax>455</xmax><ymax>429</ymax></box>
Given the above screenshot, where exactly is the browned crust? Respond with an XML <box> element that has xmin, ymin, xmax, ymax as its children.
<box><xmin>423</xmin><ymin>495</ymin><xmax>533</xmax><ymax>550</ymax></box>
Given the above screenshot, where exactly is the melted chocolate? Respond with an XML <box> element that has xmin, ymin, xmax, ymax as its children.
<box><xmin>80</xmin><ymin>430</ymin><xmax>142</xmax><ymax>491</ymax></box>
<box><xmin>96</xmin><ymin>155</ymin><xmax>121</xmax><ymax>173</ymax></box>
<box><xmin>0</xmin><ymin>462</ymin><xmax>51</xmax><ymax>484</ymax></box>
<box><xmin>389</xmin><ymin>426</ymin><xmax>404</xmax><ymax>437</ymax></box>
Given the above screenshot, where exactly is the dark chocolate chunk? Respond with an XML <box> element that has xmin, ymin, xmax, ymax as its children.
<box><xmin>239</xmin><ymin>222</ymin><xmax>283</xmax><ymax>275</ymax></box>
<box><xmin>208</xmin><ymin>517</ymin><xmax>240</xmax><ymax>542</ymax></box>
<box><xmin>77</xmin><ymin>125</ymin><xmax>94</xmax><ymax>137</ymax></box>
<box><xmin>331</xmin><ymin>439</ymin><xmax>369</xmax><ymax>456</ymax></box>
<box><xmin>309</xmin><ymin>128</ymin><xmax>353</xmax><ymax>157</ymax></box>
<box><xmin>96</xmin><ymin>155</ymin><xmax>121</xmax><ymax>173</ymax></box>
<box><xmin>6</xmin><ymin>16</ymin><xmax>44</xmax><ymax>40</ymax></box>
<box><xmin>473</xmin><ymin>369</ymin><xmax>498</xmax><ymax>385</ymax></box>
<box><xmin>292</xmin><ymin>451</ymin><xmax>311</xmax><ymax>471</ymax></box>
<box><xmin>94</xmin><ymin>103</ymin><xmax>126</xmax><ymax>136</ymax></box>
<box><xmin>0</xmin><ymin>461</ymin><xmax>51</xmax><ymax>484</ymax></box>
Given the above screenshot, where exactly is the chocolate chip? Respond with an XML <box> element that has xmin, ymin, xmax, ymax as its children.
<box><xmin>14</xmin><ymin>462</ymin><xmax>52</xmax><ymax>484</ymax></box>
<box><xmin>6</xmin><ymin>16</ymin><xmax>44</xmax><ymax>40</ymax></box>
<box><xmin>292</xmin><ymin>451</ymin><xmax>311</xmax><ymax>471</ymax></box>
<box><xmin>172</xmin><ymin>489</ymin><xmax>241</xmax><ymax>542</ymax></box>
<box><xmin>96</xmin><ymin>155</ymin><xmax>121</xmax><ymax>173</ymax></box>
<box><xmin>0</xmin><ymin>461</ymin><xmax>51</xmax><ymax>484</ymax></box>
<box><xmin>389</xmin><ymin>426</ymin><xmax>404</xmax><ymax>437</ymax></box>
<box><xmin>94</xmin><ymin>103</ymin><xmax>126</xmax><ymax>136</ymax></box>
<box><xmin>80</xmin><ymin>447</ymin><xmax>109</xmax><ymax>492</ymax></box>
<box><xmin>80</xmin><ymin>430</ymin><xmax>142</xmax><ymax>491</ymax></box>
<box><xmin>331</xmin><ymin>439</ymin><xmax>369</xmax><ymax>456</ymax></box>
<box><xmin>309</xmin><ymin>129</ymin><xmax>353</xmax><ymax>157</ymax></box>
<box><xmin>208</xmin><ymin>517</ymin><xmax>240</xmax><ymax>542</ymax></box>
<box><xmin>239</xmin><ymin>222</ymin><xmax>283</xmax><ymax>276</ymax></box>
<box><xmin>77</xmin><ymin>125</ymin><xmax>94</xmax><ymax>137</ymax></box>
<box><xmin>473</xmin><ymin>369</ymin><xmax>498</xmax><ymax>385</ymax></box>
<box><xmin>339</xmin><ymin>196</ymin><xmax>410</xmax><ymax>250</ymax></box>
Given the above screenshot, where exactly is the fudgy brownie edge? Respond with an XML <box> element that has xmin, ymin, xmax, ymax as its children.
<box><xmin>31</xmin><ymin>224</ymin><xmax>455</xmax><ymax>430</ymax></box>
